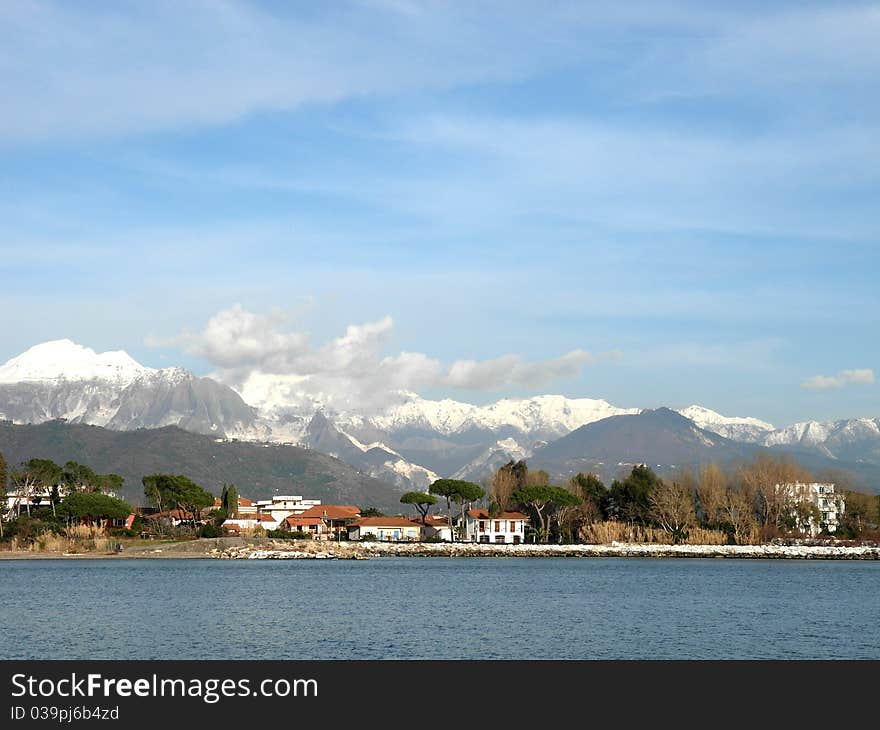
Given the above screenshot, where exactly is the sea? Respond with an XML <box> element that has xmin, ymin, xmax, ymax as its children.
<box><xmin>2</xmin><ymin>557</ymin><xmax>878</xmax><ymax>659</ymax></box>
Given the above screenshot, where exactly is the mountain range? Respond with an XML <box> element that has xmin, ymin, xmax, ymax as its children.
<box><xmin>1</xmin><ymin>339</ymin><xmax>878</xmax><ymax>495</ymax></box>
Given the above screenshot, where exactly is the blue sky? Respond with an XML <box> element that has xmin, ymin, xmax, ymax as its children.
<box><xmin>1</xmin><ymin>0</ymin><xmax>878</xmax><ymax>425</ymax></box>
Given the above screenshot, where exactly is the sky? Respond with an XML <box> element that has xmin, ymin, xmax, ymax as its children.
<box><xmin>1</xmin><ymin>0</ymin><xmax>878</xmax><ymax>426</ymax></box>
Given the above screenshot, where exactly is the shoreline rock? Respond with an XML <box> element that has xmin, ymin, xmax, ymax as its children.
<box><xmin>215</xmin><ymin>540</ymin><xmax>880</xmax><ymax>561</ymax></box>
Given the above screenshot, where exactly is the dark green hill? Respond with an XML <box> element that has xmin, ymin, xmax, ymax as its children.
<box><xmin>0</xmin><ymin>419</ymin><xmax>404</xmax><ymax>511</ymax></box>
<box><xmin>531</xmin><ymin>408</ymin><xmax>880</xmax><ymax>492</ymax></box>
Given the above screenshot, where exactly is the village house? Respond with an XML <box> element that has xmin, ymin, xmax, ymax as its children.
<box><xmin>415</xmin><ymin>515</ymin><xmax>454</xmax><ymax>541</ymax></box>
<box><xmin>253</xmin><ymin>495</ymin><xmax>322</xmax><ymax>524</ymax></box>
<box><xmin>297</xmin><ymin>504</ymin><xmax>361</xmax><ymax>540</ymax></box>
<box><xmin>776</xmin><ymin>482</ymin><xmax>846</xmax><ymax>537</ymax></box>
<box><xmin>348</xmin><ymin>516</ymin><xmax>422</xmax><ymax>542</ymax></box>
<box><xmin>279</xmin><ymin>515</ymin><xmax>327</xmax><ymax>538</ymax></box>
<box><xmin>223</xmin><ymin>512</ymin><xmax>280</xmax><ymax>532</ymax></box>
<box><xmin>460</xmin><ymin>509</ymin><xmax>528</xmax><ymax>544</ymax></box>
<box><xmin>212</xmin><ymin>495</ymin><xmax>258</xmax><ymax>515</ymax></box>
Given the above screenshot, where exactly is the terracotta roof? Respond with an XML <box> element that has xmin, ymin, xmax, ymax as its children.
<box><xmin>299</xmin><ymin>504</ymin><xmax>361</xmax><ymax>520</ymax></box>
<box><xmin>411</xmin><ymin>515</ymin><xmax>450</xmax><ymax>526</ymax></box>
<box><xmin>351</xmin><ymin>517</ymin><xmax>423</xmax><ymax>528</ymax></box>
<box><xmin>214</xmin><ymin>496</ymin><xmax>255</xmax><ymax>507</ymax></box>
<box><xmin>253</xmin><ymin>513</ymin><xmax>277</xmax><ymax>522</ymax></box>
<box><xmin>467</xmin><ymin>510</ymin><xmax>528</xmax><ymax>521</ymax></box>
<box><xmin>284</xmin><ymin>516</ymin><xmax>323</xmax><ymax>526</ymax></box>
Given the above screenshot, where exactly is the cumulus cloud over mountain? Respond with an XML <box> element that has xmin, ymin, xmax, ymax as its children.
<box><xmin>155</xmin><ymin>305</ymin><xmax>614</xmax><ymax>414</ymax></box>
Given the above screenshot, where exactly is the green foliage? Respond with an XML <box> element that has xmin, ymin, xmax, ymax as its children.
<box><xmin>207</xmin><ymin>508</ymin><xmax>228</xmax><ymax>527</ymax></box>
<box><xmin>0</xmin><ymin>515</ymin><xmax>59</xmax><ymax>544</ymax></box>
<box><xmin>570</xmin><ymin>472</ymin><xmax>607</xmax><ymax>501</ymax></box>
<box><xmin>58</xmin><ymin>492</ymin><xmax>133</xmax><ymax>521</ymax></box>
<box><xmin>400</xmin><ymin>491</ymin><xmax>438</xmax><ymax>524</ymax></box>
<box><xmin>429</xmin><ymin>479</ymin><xmax>485</xmax><ymax>504</ymax></box>
<box><xmin>0</xmin><ymin>450</ymin><xmax>7</xmax><ymax>501</ymax></box>
<box><xmin>511</xmin><ymin>485</ymin><xmax>582</xmax><ymax>543</ymax></box>
<box><xmin>608</xmin><ymin>465</ymin><xmax>662</xmax><ymax>524</ymax></box>
<box><xmin>360</xmin><ymin>507</ymin><xmax>385</xmax><ymax>517</ymax></box>
<box><xmin>220</xmin><ymin>483</ymin><xmax>238</xmax><ymax>517</ymax></box>
<box><xmin>198</xmin><ymin>523</ymin><xmax>225</xmax><ymax>538</ymax></box>
<box><xmin>142</xmin><ymin>473</ymin><xmax>214</xmax><ymax>518</ymax></box>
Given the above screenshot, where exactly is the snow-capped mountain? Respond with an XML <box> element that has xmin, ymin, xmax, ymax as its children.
<box><xmin>300</xmin><ymin>412</ymin><xmax>439</xmax><ymax>490</ymax></box>
<box><xmin>452</xmin><ymin>437</ymin><xmax>533</xmax><ymax>482</ymax></box>
<box><xmin>368</xmin><ymin>394</ymin><xmax>640</xmax><ymax>440</ymax></box>
<box><xmin>678</xmin><ymin>405</ymin><xmax>775</xmax><ymax>444</ymax></box>
<box><xmin>765</xmin><ymin>417</ymin><xmax>880</xmax><ymax>462</ymax></box>
<box><xmin>0</xmin><ymin>339</ymin><xmax>152</xmax><ymax>385</ymax></box>
<box><xmin>0</xmin><ymin>340</ymin><xmax>260</xmax><ymax>439</ymax></box>
<box><xmin>2</xmin><ymin>339</ymin><xmax>879</xmax><ymax>492</ymax></box>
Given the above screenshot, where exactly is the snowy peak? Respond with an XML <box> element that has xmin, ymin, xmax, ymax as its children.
<box><xmin>371</xmin><ymin>394</ymin><xmax>640</xmax><ymax>437</ymax></box>
<box><xmin>0</xmin><ymin>339</ymin><xmax>152</xmax><ymax>385</ymax></box>
<box><xmin>764</xmin><ymin>420</ymin><xmax>830</xmax><ymax>448</ymax></box>
<box><xmin>679</xmin><ymin>404</ymin><xmax>775</xmax><ymax>431</ymax></box>
<box><xmin>678</xmin><ymin>404</ymin><xmax>775</xmax><ymax>444</ymax></box>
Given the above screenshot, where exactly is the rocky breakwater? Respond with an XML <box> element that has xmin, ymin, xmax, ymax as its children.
<box><xmin>214</xmin><ymin>540</ymin><xmax>880</xmax><ymax>560</ymax></box>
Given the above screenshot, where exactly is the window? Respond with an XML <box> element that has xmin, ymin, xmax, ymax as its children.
<box><xmin>494</xmin><ymin>521</ymin><xmax>501</xmax><ymax>532</ymax></box>
<box><xmin>495</xmin><ymin>535</ymin><xmax>506</xmax><ymax>544</ymax></box>
<box><xmin>479</xmin><ymin>535</ymin><xmax>490</xmax><ymax>544</ymax></box>
<box><xmin>513</xmin><ymin>535</ymin><xmax>521</xmax><ymax>544</ymax></box>
<box><xmin>479</xmin><ymin>520</ymin><xmax>486</xmax><ymax>532</ymax></box>
<box><xmin>509</xmin><ymin>521</ymin><xmax>516</xmax><ymax>532</ymax></box>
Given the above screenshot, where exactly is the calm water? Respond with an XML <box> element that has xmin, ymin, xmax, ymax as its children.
<box><xmin>2</xmin><ymin>557</ymin><xmax>878</xmax><ymax>659</ymax></box>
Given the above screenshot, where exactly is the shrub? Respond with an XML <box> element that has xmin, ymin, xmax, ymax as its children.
<box><xmin>266</xmin><ymin>529</ymin><xmax>312</xmax><ymax>540</ymax></box>
<box><xmin>199</xmin><ymin>523</ymin><xmax>225</xmax><ymax>538</ymax></box>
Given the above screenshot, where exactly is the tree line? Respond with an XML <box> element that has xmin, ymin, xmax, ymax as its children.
<box><xmin>484</xmin><ymin>457</ymin><xmax>880</xmax><ymax>544</ymax></box>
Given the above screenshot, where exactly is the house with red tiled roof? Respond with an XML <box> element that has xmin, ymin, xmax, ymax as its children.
<box><xmin>223</xmin><ymin>512</ymin><xmax>281</xmax><ymax>532</ymax></box>
<box><xmin>348</xmin><ymin>516</ymin><xmax>423</xmax><ymax>542</ymax></box>
<box><xmin>213</xmin><ymin>496</ymin><xmax>257</xmax><ymax>515</ymax></box>
<box><xmin>298</xmin><ymin>504</ymin><xmax>361</xmax><ymax>540</ymax></box>
<box><xmin>460</xmin><ymin>509</ymin><xmax>528</xmax><ymax>544</ymax></box>
<box><xmin>279</xmin><ymin>515</ymin><xmax>326</xmax><ymax>538</ymax></box>
<box><xmin>410</xmin><ymin>514</ymin><xmax>453</xmax><ymax>542</ymax></box>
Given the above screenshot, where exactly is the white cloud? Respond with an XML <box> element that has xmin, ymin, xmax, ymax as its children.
<box><xmin>802</xmin><ymin>369</ymin><xmax>875</xmax><ymax>390</ymax></box>
<box><xmin>445</xmin><ymin>349</ymin><xmax>608</xmax><ymax>390</ymax></box>
<box><xmin>154</xmin><ymin>305</ymin><xmax>614</xmax><ymax>413</ymax></box>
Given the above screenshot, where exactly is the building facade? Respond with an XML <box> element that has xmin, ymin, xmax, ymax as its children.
<box><xmin>776</xmin><ymin>482</ymin><xmax>846</xmax><ymax>536</ymax></box>
<box><xmin>460</xmin><ymin>510</ymin><xmax>528</xmax><ymax>544</ymax></box>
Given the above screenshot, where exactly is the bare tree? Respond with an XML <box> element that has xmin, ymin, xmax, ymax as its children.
<box><xmin>697</xmin><ymin>463</ymin><xmax>727</xmax><ymax>527</ymax></box>
<box><xmin>722</xmin><ymin>486</ymin><xmax>757</xmax><ymax>545</ymax></box>
<box><xmin>489</xmin><ymin>461</ymin><xmax>527</xmax><ymax>511</ymax></box>
<box><xmin>649</xmin><ymin>476</ymin><xmax>696</xmax><ymax>542</ymax></box>
<box><xmin>738</xmin><ymin>455</ymin><xmax>812</xmax><ymax>528</ymax></box>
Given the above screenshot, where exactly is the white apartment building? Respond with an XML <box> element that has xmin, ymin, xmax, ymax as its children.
<box><xmin>777</xmin><ymin>482</ymin><xmax>845</xmax><ymax>536</ymax></box>
<box><xmin>253</xmin><ymin>495</ymin><xmax>322</xmax><ymax>523</ymax></box>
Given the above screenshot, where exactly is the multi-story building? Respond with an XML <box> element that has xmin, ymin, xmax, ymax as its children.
<box><xmin>459</xmin><ymin>509</ymin><xmax>528</xmax><ymax>544</ymax></box>
<box><xmin>776</xmin><ymin>482</ymin><xmax>845</xmax><ymax>536</ymax></box>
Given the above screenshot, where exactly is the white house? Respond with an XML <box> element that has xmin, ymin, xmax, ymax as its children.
<box><xmin>776</xmin><ymin>482</ymin><xmax>845</xmax><ymax>536</ymax></box>
<box><xmin>418</xmin><ymin>515</ymin><xmax>454</xmax><ymax>542</ymax></box>
<box><xmin>223</xmin><ymin>512</ymin><xmax>280</xmax><ymax>532</ymax></box>
<box><xmin>348</xmin><ymin>517</ymin><xmax>422</xmax><ymax>542</ymax></box>
<box><xmin>253</xmin><ymin>495</ymin><xmax>322</xmax><ymax>523</ymax></box>
<box><xmin>460</xmin><ymin>509</ymin><xmax>528</xmax><ymax>544</ymax></box>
